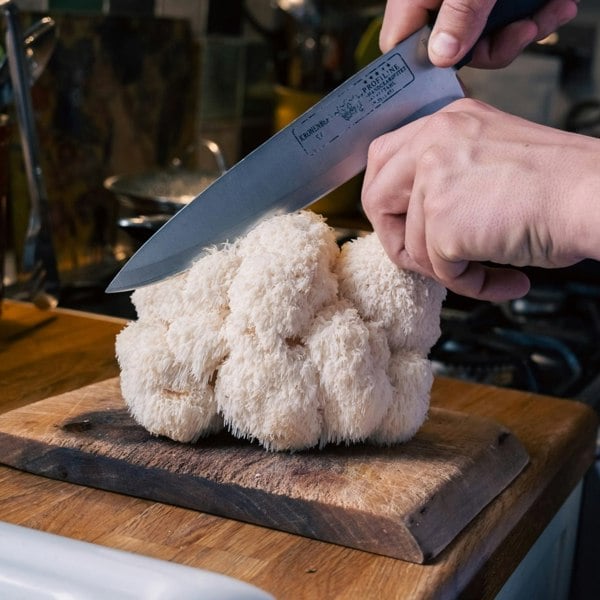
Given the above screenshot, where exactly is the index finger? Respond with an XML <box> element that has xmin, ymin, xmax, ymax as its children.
<box><xmin>379</xmin><ymin>0</ymin><xmax>441</xmax><ymax>53</ymax></box>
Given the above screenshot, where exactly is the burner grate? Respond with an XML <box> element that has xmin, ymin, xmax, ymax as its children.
<box><xmin>430</xmin><ymin>282</ymin><xmax>600</xmax><ymax>404</ymax></box>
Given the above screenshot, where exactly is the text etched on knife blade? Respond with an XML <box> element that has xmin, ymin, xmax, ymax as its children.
<box><xmin>293</xmin><ymin>53</ymin><xmax>415</xmax><ymax>156</ymax></box>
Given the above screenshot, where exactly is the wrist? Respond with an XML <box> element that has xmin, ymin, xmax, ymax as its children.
<box><xmin>566</xmin><ymin>146</ymin><xmax>600</xmax><ymax>263</ymax></box>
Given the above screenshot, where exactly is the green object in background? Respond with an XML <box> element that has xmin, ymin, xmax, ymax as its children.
<box><xmin>354</xmin><ymin>16</ymin><xmax>383</xmax><ymax>71</ymax></box>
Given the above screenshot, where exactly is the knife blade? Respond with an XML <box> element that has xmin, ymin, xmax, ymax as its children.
<box><xmin>107</xmin><ymin>0</ymin><xmax>548</xmax><ymax>293</ymax></box>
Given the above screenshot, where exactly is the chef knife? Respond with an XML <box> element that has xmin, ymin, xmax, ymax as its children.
<box><xmin>107</xmin><ymin>0</ymin><xmax>548</xmax><ymax>293</ymax></box>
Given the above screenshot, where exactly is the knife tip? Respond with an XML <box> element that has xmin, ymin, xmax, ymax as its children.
<box><xmin>105</xmin><ymin>274</ymin><xmax>131</xmax><ymax>294</ymax></box>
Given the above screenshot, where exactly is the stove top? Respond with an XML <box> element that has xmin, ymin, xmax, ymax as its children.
<box><xmin>431</xmin><ymin>267</ymin><xmax>600</xmax><ymax>409</ymax></box>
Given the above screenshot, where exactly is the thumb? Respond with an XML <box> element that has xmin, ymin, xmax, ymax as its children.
<box><xmin>428</xmin><ymin>0</ymin><xmax>496</xmax><ymax>66</ymax></box>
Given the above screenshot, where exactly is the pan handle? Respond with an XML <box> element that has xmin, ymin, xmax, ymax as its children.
<box><xmin>199</xmin><ymin>138</ymin><xmax>228</xmax><ymax>174</ymax></box>
<box><xmin>170</xmin><ymin>138</ymin><xmax>228</xmax><ymax>175</ymax></box>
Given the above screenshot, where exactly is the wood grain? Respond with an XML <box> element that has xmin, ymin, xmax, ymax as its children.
<box><xmin>0</xmin><ymin>301</ymin><xmax>597</xmax><ymax>599</ymax></box>
<box><xmin>0</xmin><ymin>300</ymin><xmax>125</xmax><ymax>413</ymax></box>
<box><xmin>0</xmin><ymin>377</ymin><xmax>529</xmax><ymax>563</ymax></box>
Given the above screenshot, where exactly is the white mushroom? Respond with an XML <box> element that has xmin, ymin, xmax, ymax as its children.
<box><xmin>115</xmin><ymin>210</ymin><xmax>446</xmax><ymax>450</ymax></box>
<box><xmin>336</xmin><ymin>233</ymin><xmax>446</xmax><ymax>353</ymax></box>
<box><xmin>306</xmin><ymin>302</ymin><xmax>393</xmax><ymax>446</ymax></box>
<box><xmin>116</xmin><ymin>320</ymin><xmax>222</xmax><ymax>443</ymax></box>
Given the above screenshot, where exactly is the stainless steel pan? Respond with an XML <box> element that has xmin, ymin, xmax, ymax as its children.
<box><xmin>105</xmin><ymin>139</ymin><xmax>227</xmax><ymax>242</ymax></box>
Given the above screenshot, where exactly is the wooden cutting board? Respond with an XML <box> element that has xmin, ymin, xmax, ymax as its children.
<box><xmin>0</xmin><ymin>377</ymin><xmax>528</xmax><ymax>563</ymax></box>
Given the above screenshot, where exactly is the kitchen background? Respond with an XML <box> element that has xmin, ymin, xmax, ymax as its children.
<box><xmin>0</xmin><ymin>0</ymin><xmax>385</xmax><ymax>305</ymax></box>
<box><xmin>1</xmin><ymin>1</ymin><xmax>599</xmax><ymax>596</ymax></box>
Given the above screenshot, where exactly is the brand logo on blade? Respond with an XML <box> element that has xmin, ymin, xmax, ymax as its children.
<box><xmin>292</xmin><ymin>53</ymin><xmax>415</xmax><ymax>156</ymax></box>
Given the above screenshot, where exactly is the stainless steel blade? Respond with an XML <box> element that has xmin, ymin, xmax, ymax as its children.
<box><xmin>107</xmin><ymin>26</ymin><xmax>464</xmax><ymax>293</ymax></box>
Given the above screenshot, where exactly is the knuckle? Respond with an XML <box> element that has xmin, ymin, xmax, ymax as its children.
<box><xmin>361</xmin><ymin>182</ymin><xmax>376</xmax><ymax>213</ymax></box>
<box><xmin>360</xmin><ymin>176</ymin><xmax>383</xmax><ymax>214</ymax></box>
<box><xmin>404</xmin><ymin>239</ymin><xmax>426</xmax><ymax>266</ymax></box>
<box><xmin>447</xmin><ymin>0</ymin><xmax>479</xmax><ymax>19</ymax></box>
<box><xmin>425</xmin><ymin>110</ymin><xmax>457</xmax><ymax>135</ymax></box>
<box><xmin>366</xmin><ymin>133</ymin><xmax>392</xmax><ymax>163</ymax></box>
<box><xmin>361</xmin><ymin>184</ymin><xmax>392</xmax><ymax>221</ymax></box>
<box><xmin>457</xmin><ymin>97</ymin><xmax>486</xmax><ymax>112</ymax></box>
<box><xmin>439</xmin><ymin>241</ymin><xmax>464</xmax><ymax>265</ymax></box>
<box><xmin>419</xmin><ymin>144</ymin><xmax>445</xmax><ymax>172</ymax></box>
<box><xmin>445</xmin><ymin>0</ymin><xmax>493</xmax><ymax>22</ymax></box>
<box><xmin>430</xmin><ymin>100</ymin><xmax>487</xmax><ymax>137</ymax></box>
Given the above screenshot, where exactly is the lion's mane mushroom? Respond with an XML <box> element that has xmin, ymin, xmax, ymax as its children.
<box><xmin>116</xmin><ymin>211</ymin><xmax>446</xmax><ymax>451</ymax></box>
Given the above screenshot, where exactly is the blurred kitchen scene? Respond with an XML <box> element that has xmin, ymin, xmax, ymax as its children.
<box><xmin>0</xmin><ymin>0</ymin><xmax>600</xmax><ymax>397</ymax></box>
<box><xmin>0</xmin><ymin>0</ymin><xmax>382</xmax><ymax>320</ymax></box>
<box><xmin>0</xmin><ymin>2</ymin><xmax>599</xmax><ymax>596</ymax></box>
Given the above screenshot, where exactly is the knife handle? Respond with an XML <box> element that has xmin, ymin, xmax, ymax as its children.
<box><xmin>429</xmin><ymin>0</ymin><xmax>551</xmax><ymax>68</ymax></box>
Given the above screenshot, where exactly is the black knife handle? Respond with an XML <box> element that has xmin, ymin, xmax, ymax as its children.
<box><xmin>429</xmin><ymin>0</ymin><xmax>551</xmax><ymax>68</ymax></box>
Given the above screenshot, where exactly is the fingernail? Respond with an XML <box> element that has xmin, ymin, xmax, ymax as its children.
<box><xmin>430</xmin><ymin>31</ymin><xmax>460</xmax><ymax>59</ymax></box>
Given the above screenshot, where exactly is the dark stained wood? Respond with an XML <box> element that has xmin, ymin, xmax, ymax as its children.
<box><xmin>0</xmin><ymin>377</ymin><xmax>529</xmax><ymax>564</ymax></box>
<box><xmin>0</xmin><ymin>300</ymin><xmax>597</xmax><ymax>599</ymax></box>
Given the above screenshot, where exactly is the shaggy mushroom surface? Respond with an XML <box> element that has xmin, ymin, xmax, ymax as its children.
<box><xmin>116</xmin><ymin>211</ymin><xmax>446</xmax><ymax>451</ymax></box>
